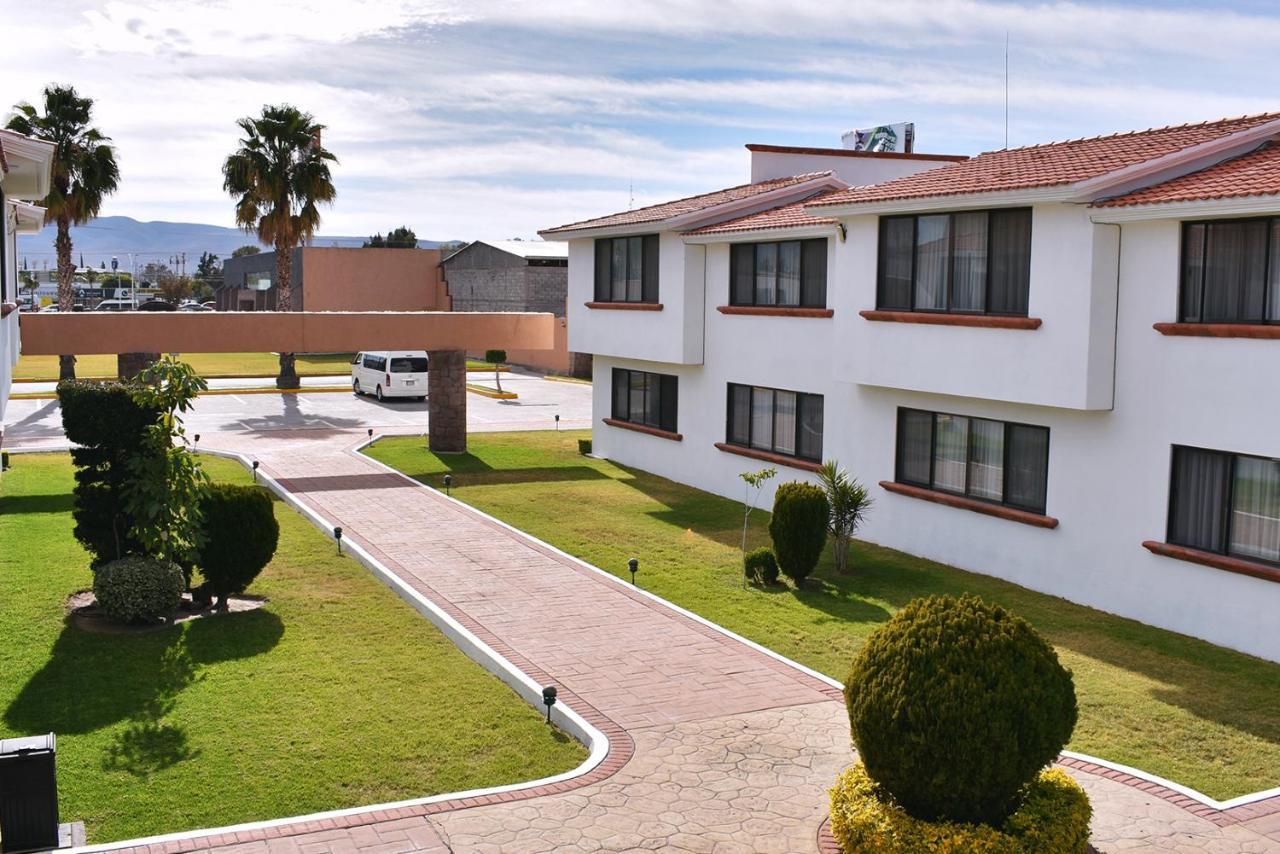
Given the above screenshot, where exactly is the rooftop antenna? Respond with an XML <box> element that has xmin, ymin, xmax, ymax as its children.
<box><xmin>1004</xmin><ymin>30</ymin><xmax>1010</xmax><ymax>149</ymax></box>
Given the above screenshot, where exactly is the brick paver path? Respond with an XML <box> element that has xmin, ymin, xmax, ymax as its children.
<box><xmin>97</xmin><ymin>428</ymin><xmax>1280</xmax><ymax>853</ymax></box>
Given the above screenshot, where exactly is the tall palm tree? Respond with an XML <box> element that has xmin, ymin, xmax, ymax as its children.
<box><xmin>7</xmin><ymin>85</ymin><xmax>119</xmax><ymax>380</ymax></box>
<box><xmin>222</xmin><ymin>105</ymin><xmax>336</xmax><ymax>388</ymax></box>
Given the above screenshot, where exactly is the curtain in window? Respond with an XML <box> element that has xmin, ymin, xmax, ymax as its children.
<box><xmin>1229</xmin><ymin>456</ymin><xmax>1280</xmax><ymax>562</ymax></box>
<box><xmin>610</xmin><ymin>239</ymin><xmax>627</xmax><ymax>301</ymax></box>
<box><xmin>642</xmin><ymin>235</ymin><xmax>660</xmax><ymax>303</ymax></box>
<box><xmin>989</xmin><ymin>209</ymin><xmax>1032</xmax><ymax>315</ymax></box>
<box><xmin>797</xmin><ymin>395</ymin><xmax>824</xmax><ymax>460</ymax></box>
<box><xmin>1006</xmin><ymin>424</ymin><xmax>1049</xmax><ymax>512</ymax></box>
<box><xmin>755</xmin><ymin>244</ymin><xmax>778</xmax><ymax>305</ymax></box>
<box><xmin>1203</xmin><ymin>221</ymin><xmax>1267</xmax><ymax>322</ymax></box>
<box><xmin>914</xmin><ymin>215</ymin><xmax>950</xmax><ymax>310</ymax></box>
<box><xmin>595</xmin><ymin>240</ymin><xmax>612</xmax><ymax>302</ymax></box>
<box><xmin>802</xmin><ymin>239</ymin><xmax>827</xmax><ymax>307</ymax></box>
<box><xmin>751</xmin><ymin>388</ymin><xmax>774</xmax><ymax>450</ymax></box>
<box><xmin>611</xmin><ymin>369</ymin><xmax>628</xmax><ymax>420</ymax></box>
<box><xmin>626</xmin><ymin>236</ymin><xmax>643</xmax><ymax>302</ymax></box>
<box><xmin>933</xmin><ymin>414</ymin><xmax>968</xmax><ymax>493</ymax></box>
<box><xmin>659</xmin><ymin>375</ymin><xmax>679</xmax><ymax>433</ymax></box>
<box><xmin>628</xmin><ymin>370</ymin><xmax>646</xmax><ymax>423</ymax></box>
<box><xmin>1169</xmin><ymin>447</ymin><xmax>1230</xmax><ymax>551</ymax></box>
<box><xmin>773</xmin><ymin>391</ymin><xmax>797</xmax><ymax>456</ymax></box>
<box><xmin>967</xmin><ymin>418</ymin><xmax>1004</xmax><ymax>500</ymax></box>
<box><xmin>1181</xmin><ymin>223</ymin><xmax>1206</xmax><ymax>322</ymax></box>
<box><xmin>951</xmin><ymin>212</ymin><xmax>988</xmax><ymax>312</ymax></box>
<box><xmin>1269</xmin><ymin>222</ymin><xmax>1280</xmax><ymax>322</ymax></box>
<box><xmin>897</xmin><ymin>410</ymin><xmax>933</xmax><ymax>485</ymax></box>
<box><xmin>778</xmin><ymin>242</ymin><xmax>801</xmax><ymax>306</ymax></box>
<box><xmin>643</xmin><ymin>373</ymin><xmax>661</xmax><ymax>427</ymax></box>
<box><xmin>728</xmin><ymin>385</ymin><xmax>751</xmax><ymax>445</ymax></box>
<box><xmin>879</xmin><ymin>218</ymin><xmax>914</xmax><ymax>309</ymax></box>
<box><xmin>731</xmin><ymin>244</ymin><xmax>754</xmax><ymax>305</ymax></box>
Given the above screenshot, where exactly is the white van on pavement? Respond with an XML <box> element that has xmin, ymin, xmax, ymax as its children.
<box><xmin>351</xmin><ymin>351</ymin><xmax>428</xmax><ymax>401</ymax></box>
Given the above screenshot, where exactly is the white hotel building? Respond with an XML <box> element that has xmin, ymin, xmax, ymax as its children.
<box><xmin>542</xmin><ymin>113</ymin><xmax>1280</xmax><ymax>663</ymax></box>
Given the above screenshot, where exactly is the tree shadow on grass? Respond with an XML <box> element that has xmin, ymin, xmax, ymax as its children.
<box><xmin>102</xmin><ymin>645</ymin><xmax>201</xmax><ymax>777</ymax></box>
<box><xmin>0</xmin><ymin>493</ymin><xmax>76</xmax><ymax>514</ymax></box>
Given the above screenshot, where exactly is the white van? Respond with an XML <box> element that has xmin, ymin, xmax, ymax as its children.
<box><xmin>351</xmin><ymin>351</ymin><xmax>428</xmax><ymax>401</ymax></box>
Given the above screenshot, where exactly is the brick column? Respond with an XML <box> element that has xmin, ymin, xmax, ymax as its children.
<box><xmin>427</xmin><ymin>349</ymin><xmax>467</xmax><ymax>454</ymax></box>
<box><xmin>117</xmin><ymin>352</ymin><xmax>160</xmax><ymax>381</ymax></box>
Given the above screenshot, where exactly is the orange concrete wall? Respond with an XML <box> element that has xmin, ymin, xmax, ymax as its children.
<box><xmin>473</xmin><ymin>318</ymin><xmax>571</xmax><ymax>373</ymax></box>
<box><xmin>300</xmin><ymin>247</ymin><xmax>449</xmax><ymax>312</ymax></box>
<box><xmin>20</xmin><ymin>311</ymin><xmax>554</xmax><ymax>355</ymax></box>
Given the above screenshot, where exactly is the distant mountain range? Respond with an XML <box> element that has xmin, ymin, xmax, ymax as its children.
<box><xmin>16</xmin><ymin>216</ymin><xmax>450</xmax><ymax>272</ymax></box>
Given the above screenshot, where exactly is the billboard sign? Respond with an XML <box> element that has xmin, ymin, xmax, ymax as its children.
<box><xmin>842</xmin><ymin>122</ymin><xmax>914</xmax><ymax>153</ymax></box>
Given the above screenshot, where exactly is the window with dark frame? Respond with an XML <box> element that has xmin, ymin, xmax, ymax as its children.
<box><xmin>1179</xmin><ymin>218</ymin><xmax>1280</xmax><ymax>324</ymax></box>
<box><xmin>611</xmin><ymin>368</ymin><xmax>678</xmax><ymax>433</ymax></box>
<box><xmin>725</xmin><ymin>383</ymin><xmax>823</xmax><ymax>462</ymax></box>
<box><xmin>1168</xmin><ymin>445</ymin><xmax>1280</xmax><ymax>565</ymax></box>
<box><xmin>894</xmin><ymin>407</ymin><xmax>1050</xmax><ymax>514</ymax></box>
<box><xmin>729</xmin><ymin>238</ymin><xmax>828</xmax><ymax>307</ymax></box>
<box><xmin>877</xmin><ymin>208</ymin><xmax>1032</xmax><ymax>316</ymax></box>
<box><xmin>593</xmin><ymin>235</ymin><xmax>660</xmax><ymax>303</ymax></box>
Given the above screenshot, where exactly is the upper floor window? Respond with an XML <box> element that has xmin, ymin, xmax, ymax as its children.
<box><xmin>1168</xmin><ymin>445</ymin><xmax>1280</xmax><ymax>564</ymax></box>
<box><xmin>594</xmin><ymin>235</ymin><xmax>659</xmax><ymax>303</ymax></box>
<box><xmin>726</xmin><ymin>383</ymin><xmax>823</xmax><ymax>461</ymax></box>
<box><xmin>895</xmin><ymin>408</ymin><xmax>1049</xmax><ymax>514</ymax></box>
<box><xmin>611</xmin><ymin>368</ymin><xmax>678</xmax><ymax>432</ymax></box>
<box><xmin>877</xmin><ymin>208</ymin><xmax>1032</xmax><ymax>316</ymax></box>
<box><xmin>730</xmin><ymin>238</ymin><xmax>827</xmax><ymax>307</ymax></box>
<box><xmin>1180</xmin><ymin>218</ymin><xmax>1280</xmax><ymax>324</ymax></box>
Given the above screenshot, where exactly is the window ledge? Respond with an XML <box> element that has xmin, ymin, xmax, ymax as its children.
<box><xmin>714</xmin><ymin>442</ymin><xmax>822</xmax><ymax>473</ymax></box>
<box><xmin>879</xmin><ymin>481</ymin><xmax>1059</xmax><ymax>528</ymax></box>
<box><xmin>603</xmin><ymin>418</ymin><xmax>682</xmax><ymax>441</ymax></box>
<box><xmin>584</xmin><ymin>301</ymin><xmax>663</xmax><ymax>311</ymax></box>
<box><xmin>0</xmin><ymin>302</ymin><xmax>15</xmax><ymax>319</ymax></box>
<box><xmin>1153</xmin><ymin>322</ymin><xmax>1280</xmax><ymax>339</ymax></box>
<box><xmin>717</xmin><ymin>306</ymin><xmax>834</xmax><ymax>318</ymax></box>
<box><xmin>860</xmin><ymin>310</ymin><xmax>1042</xmax><ymax>330</ymax></box>
<box><xmin>1141</xmin><ymin>540</ymin><xmax>1280</xmax><ymax>584</ymax></box>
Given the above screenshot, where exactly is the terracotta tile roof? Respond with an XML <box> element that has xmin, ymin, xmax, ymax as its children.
<box><xmin>809</xmin><ymin>112</ymin><xmax>1280</xmax><ymax>208</ymax></box>
<box><xmin>543</xmin><ymin>172</ymin><xmax>834</xmax><ymax>234</ymax></box>
<box><xmin>683</xmin><ymin>193</ymin><xmax>839</xmax><ymax>236</ymax></box>
<box><xmin>1094</xmin><ymin>142</ymin><xmax>1280</xmax><ymax>207</ymax></box>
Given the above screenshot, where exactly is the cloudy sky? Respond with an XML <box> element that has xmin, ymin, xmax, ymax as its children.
<box><xmin>5</xmin><ymin>0</ymin><xmax>1280</xmax><ymax>242</ymax></box>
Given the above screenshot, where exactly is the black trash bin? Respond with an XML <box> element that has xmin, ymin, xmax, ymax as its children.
<box><xmin>0</xmin><ymin>734</ymin><xmax>59</xmax><ymax>853</ymax></box>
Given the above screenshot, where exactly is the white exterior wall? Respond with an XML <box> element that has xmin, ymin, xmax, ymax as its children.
<box><xmin>1</xmin><ymin>204</ymin><xmax>19</xmax><ymax>427</ymax></box>
<box><xmin>585</xmin><ymin>206</ymin><xmax>1280</xmax><ymax>662</ymax></box>
<box><xmin>749</xmin><ymin>150</ymin><xmax>956</xmax><ymax>187</ymax></box>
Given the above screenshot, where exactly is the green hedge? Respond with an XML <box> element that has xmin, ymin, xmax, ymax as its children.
<box><xmin>829</xmin><ymin>764</ymin><xmax>1092</xmax><ymax>853</ymax></box>
<box><xmin>198</xmin><ymin>483</ymin><xmax>279</xmax><ymax>606</ymax></box>
<box><xmin>93</xmin><ymin>556</ymin><xmax>185</xmax><ymax>624</ymax></box>
<box><xmin>768</xmin><ymin>481</ymin><xmax>828</xmax><ymax>585</ymax></box>
<box><xmin>744</xmin><ymin>547</ymin><xmax>779</xmax><ymax>586</ymax></box>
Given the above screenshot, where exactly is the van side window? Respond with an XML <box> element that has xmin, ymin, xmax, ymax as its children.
<box><xmin>363</xmin><ymin>355</ymin><xmax>377</xmax><ymax>369</ymax></box>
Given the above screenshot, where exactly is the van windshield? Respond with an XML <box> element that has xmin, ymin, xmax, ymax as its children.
<box><xmin>390</xmin><ymin>357</ymin><xmax>428</xmax><ymax>373</ymax></box>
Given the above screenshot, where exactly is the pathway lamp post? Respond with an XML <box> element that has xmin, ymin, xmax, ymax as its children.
<box><xmin>251</xmin><ymin>460</ymin><xmax>259</xmax><ymax>482</ymax></box>
<box><xmin>443</xmin><ymin>474</ymin><xmax>452</xmax><ymax>497</ymax></box>
<box><xmin>628</xmin><ymin>557</ymin><xmax>638</xmax><ymax>586</ymax></box>
<box><xmin>334</xmin><ymin>526</ymin><xmax>343</xmax><ymax>555</ymax></box>
<box><xmin>542</xmin><ymin>685</ymin><xmax>557</xmax><ymax>723</ymax></box>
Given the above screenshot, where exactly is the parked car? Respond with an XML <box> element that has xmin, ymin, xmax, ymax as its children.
<box><xmin>351</xmin><ymin>351</ymin><xmax>428</xmax><ymax>401</ymax></box>
<box><xmin>138</xmin><ymin>299</ymin><xmax>176</xmax><ymax>311</ymax></box>
<box><xmin>94</xmin><ymin>299</ymin><xmax>135</xmax><ymax>312</ymax></box>
<box><xmin>179</xmin><ymin>302</ymin><xmax>212</xmax><ymax>311</ymax></box>
<box><xmin>201</xmin><ymin>301</ymin><xmax>216</xmax><ymax>310</ymax></box>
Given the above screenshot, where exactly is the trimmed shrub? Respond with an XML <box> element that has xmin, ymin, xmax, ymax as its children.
<box><xmin>828</xmin><ymin>764</ymin><xmax>1092</xmax><ymax>854</ymax></box>
<box><xmin>93</xmin><ymin>556</ymin><xmax>185</xmax><ymax>624</ymax></box>
<box><xmin>577</xmin><ymin>439</ymin><xmax>592</xmax><ymax>456</ymax></box>
<box><xmin>198</xmin><ymin>483</ymin><xmax>279</xmax><ymax>607</ymax></box>
<box><xmin>768</xmin><ymin>481</ymin><xmax>828</xmax><ymax>585</ymax></box>
<box><xmin>58</xmin><ymin>380</ymin><xmax>163</xmax><ymax>568</ymax></box>
<box><xmin>844</xmin><ymin>594</ymin><xmax>1078</xmax><ymax>826</ymax></box>
<box><xmin>743</xmin><ymin>547</ymin><xmax>779</xmax><ymax>586</ymax></box>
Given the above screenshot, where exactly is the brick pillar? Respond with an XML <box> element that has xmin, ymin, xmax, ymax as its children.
<box><xmin>117</xmin><ymin>352</ymin><xmax>160</xmax><ymax>381</ymax></box>
<box><xmin>427</xmin><ymin>349</ymin><xmax>467</xmax><ymax>454</ymax></box>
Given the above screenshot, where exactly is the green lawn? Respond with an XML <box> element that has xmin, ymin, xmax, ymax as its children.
<box><xmin>14</xmin><ymin>353</ymin><xmax>499</xmax><ymax>381</ymax></box>
<box><xmin>364</xmin><ymin>430</ymin><xmax>1280</xmax><ymax>802</ymax></box>
<box><xmin>0</xmin><ymin>453</ymin><xmax>584</xmax><ymax>843</ymax></box>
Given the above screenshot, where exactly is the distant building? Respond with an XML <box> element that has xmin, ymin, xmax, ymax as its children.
<box><xmin>218</xmin><ymin>246</ymin><xmax>449</xmax><ymax>312</ymax></box>
<box><xmin>441</xmin><ymin>240</ymin><xmax>589</xmax><ymax>376</ymax></box>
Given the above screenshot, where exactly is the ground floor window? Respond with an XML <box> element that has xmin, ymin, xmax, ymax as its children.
<box><xmin>726</xmin><ymin>383</ymin><xmax>823</xmax><ymax>461</ymax></box>
<box><xmin>895</xmin><ymin>408</ymin><xmax>1050</xmax><ymax>514</ymax></box>
<box><xmin>611</xmin><ymin>368</ymin><xmax>678</xmax><ymax>432</ymax></box>
<box><xmin>1168</xmin><ymin>446</ymin><xmax>1280</xmax><ymax>564</ymax></box>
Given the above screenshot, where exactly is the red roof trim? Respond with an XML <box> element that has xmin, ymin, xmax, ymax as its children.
<box><xmin>746</xmin><ymin>144</ymin><xmax>966</xmax><ymax>163</ymax></box>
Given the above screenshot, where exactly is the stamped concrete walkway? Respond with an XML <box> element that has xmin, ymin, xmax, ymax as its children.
<box><xmin>97</xmin><ymin>428</ymin><xmax>1280</xmax><ymax>853</ymax></box>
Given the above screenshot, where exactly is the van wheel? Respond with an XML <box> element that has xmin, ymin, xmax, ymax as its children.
<box><xmin>353</xmin><ymin>379</ymin><xmax>362</xmax><ymax>396</ymax></box>
<box><xmin>376</xmin><ymin>385</ymin><xmax>384</xmax><ymax>402</ymax></box>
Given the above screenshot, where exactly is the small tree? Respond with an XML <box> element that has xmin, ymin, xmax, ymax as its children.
<box><xmin>737</xmin><ymin>467</ymin><xmax>776</xmax><ymax>589</ymax></box>
<box><xmin>230</xmin><ymin>244</ymin><xmax>261</xmax><ymax>258</ymax></box>
<box><xmin>769</xmin><ymin>482</ymin><xmax>829</xmax><ymax>586</ymax></box>
<box><xmin>818</xmin><ymin>461</ymin><xmax>874</xmax><ymax>574</ymax></box>
<box><xmin>485</xmin><ymin>349</ymin><xmax>507</xmax><ymax>392</ymax></box>
<box><xmin>156</xmin><ymin>274</ymin><xmax>194</xmax><ymax>304</ymax></box>
<box><xmin>198</xmin><ymin>483</ymin><xmax>279</xmax><ymax>610</ymax></box>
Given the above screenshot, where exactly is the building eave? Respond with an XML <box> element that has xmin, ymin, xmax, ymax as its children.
<box><xmin>682</xmin><ymin>223</ymin><xmax>840</xmax><ymax>245</ymax></box>
<box><xmin>810</xmin><ymin>185</ymin><xmax>1075</xmax><ymax>217</ymax></box>
<box><xmin>1089</xmin><ymin>194</ymin><xmax>1280</xmax><ymax>223</ymax></box>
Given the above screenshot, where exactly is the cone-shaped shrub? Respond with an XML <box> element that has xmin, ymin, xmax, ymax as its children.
<box><xmin>844</xmin><ymin>594</ymin><xmax>1077</xmax><ymax>826</ymax></box>
<box><xmin>768</xmin><ymin>481</ymin><xmax>828</xmax><ymax>585</ymax></box>
<box><xmin>198</xmin><ymin>483</ymin><xmax>279</xmax><ymax>607</ymax></box>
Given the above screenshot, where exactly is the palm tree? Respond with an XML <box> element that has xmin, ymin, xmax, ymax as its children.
<box><xmin>222</xmin><ymin>105</ymin><xmax>336</xmax><ymax>388</ymax></box>
<box><xmin>7</xmin><ymin>85</ymin><xmax>119</xmax><ymax>380</ymax></box>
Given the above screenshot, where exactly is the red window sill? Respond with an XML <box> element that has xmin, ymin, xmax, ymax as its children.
<box><xmin>716</xmin><ymin>306</ymin><xmax>834</xmax><ymax>318</ymax></box>
<box><xmin>0</xmin><ymin>302</ymin><xmax>15</xmax><ymax>319</ymax></box>
<box><xmin>1153</xmin><ymin>322</ymin><xmax>1280</xmax><ymax>339</ymax></box>
<box><xmin>860</xmin><ymin>310</ymin><xmax>1042</xmax><ymax>330</ymax></box>
<box><xmin>602</xmin><ymin>418</ymin><xmax>682</xmax><ymax>441</ymax></box>
<box><xmin>714</xmin><ymin>442</ymin><xmax>822</xmax><ymax>473</ymax></box>
<box><xmin>1141</xmin><ymin>540</ymin><xmax>1280</xmax><ymax>584</ymax></box>
<box><xmin>584</xmin><ymin>301</ymin><xmax>663</xmax><ymax>311</ymax></box>
<box><xmin>879</xmin><ymin>481</ymin><xmax>1059</xmax><ymax>529</ymax></box>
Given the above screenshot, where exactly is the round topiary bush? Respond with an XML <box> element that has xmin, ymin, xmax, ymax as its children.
<box><xmin>744</xmin><ymin>547</ymin><xmax>779</xmax><ymax>586</ymax></box>
<box><xmin>198</xmin><ymin>483</ymin><xmax>279</xmax><ymax>608</ymax></box>
<box><xmin>844</xmin><ymin>594</ymin><xmax>1078</xmax><ymax>826</ymax></box>
<box><xmin>768</xmin><ymin>481</ymin><xmax>829</xmax><ymax>586</ymax></box>
<box><xmin>828</xmin><ymin>763</ymin><xmax>1092</xmax><ymax>853</ymax></box>
<box><xmin>93</xmin><ymin>556</ymin><xmax>186</xmax><ymax>624</ymax></box>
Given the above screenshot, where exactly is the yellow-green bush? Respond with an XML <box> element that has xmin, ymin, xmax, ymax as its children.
<box><xmin>829</xmin><ymin>763</ymin><xmax>1092</xmax><ymax>853</ymax></box>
